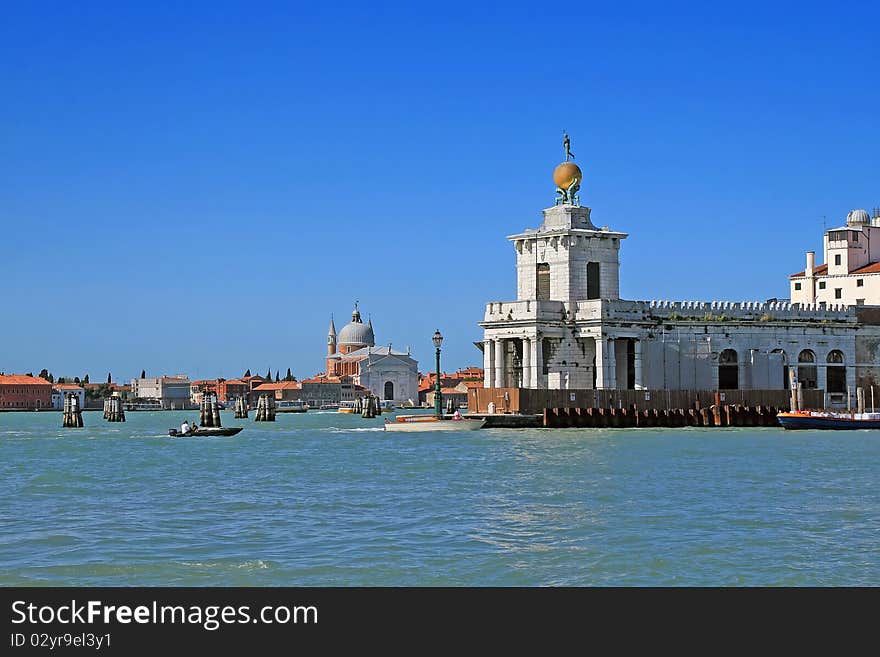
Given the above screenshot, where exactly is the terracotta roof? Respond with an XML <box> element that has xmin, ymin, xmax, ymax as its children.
<box><xmin>850</xmin><ymin>262</ymin><xmax>880</xmax><ymax>274</ymax></box>
<box><xmin>790</xmin><ymin>264</ymin><xmax>828</xmax><ymax>278</ymax></box>
<box><xmin>222</xmin><ymin>379</ymin><xmax>247</xmax><ymax>386</ymax></box>
<box><xmin>253</xmin><ymin>382</ymin><xmax>301</xmax><ymax>391</ymax></box>
<box><xmin>0</xmin><ymin>375</ymin><xmax>52</xmax><ymax>385</ymax></box>
<box><xmin>461</xmin><ymin>380</ymin><xmax>484</xmax><ymax>389</ymax></box>
<box><xmin>54</xmin><ymin>383</ymin><xmax>84</xmax><ymax>390</ymax></box>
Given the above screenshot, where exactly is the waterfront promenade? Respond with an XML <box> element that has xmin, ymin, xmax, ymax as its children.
<box><xmin>2</xmin><ymin>410</ymin><xmax>878</xmax><ymax>586</ymax></box>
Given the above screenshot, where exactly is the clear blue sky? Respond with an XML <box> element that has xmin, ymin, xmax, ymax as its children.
<box><xmin>2</xmin><ymin>1</ymin><xmax>878</xmax><ymax>381</ymax></box>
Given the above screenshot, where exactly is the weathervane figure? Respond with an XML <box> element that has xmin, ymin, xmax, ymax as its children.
<box><xmin>563</xmin><ymin>130</ymin><xmax>574</xmax><ymax>161</ymax></box>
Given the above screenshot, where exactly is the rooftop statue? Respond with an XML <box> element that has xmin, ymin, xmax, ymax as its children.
<box><xmin>563</xmin><ymin>130</ymin><xmax>575</xmax><ymax>162</ymax></box>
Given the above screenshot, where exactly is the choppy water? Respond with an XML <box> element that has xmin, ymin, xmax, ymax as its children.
<box><xmin>1</xmin><ymin>409</ymin><xmax>878</xmax><ymax>586</ymax></box>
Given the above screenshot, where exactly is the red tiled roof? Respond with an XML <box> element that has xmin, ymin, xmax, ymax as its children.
<box><xmin>790</xmin><ymin>264</ymin><xmax>828</xmax><ymax>278</ymax></box>
<box><xmin>253</xmin><ymin>382</ymin><xmax>302</xmax><ymax>391</ymax></box>
<box><xmin>54</xmin><ymin>383</ymin><xmax>84</xmax><ymax>390</ymax></box>
<box><xmin>0</xmin><ymin>375</ymin><xmax>52</xmax><ymax>385</ymax></box>
<box><xmin>851</xmin><ymin>262</ymin><xmax>880</xmax><ymax>274</ymax></box>
<box><xmin>461</xmin><ymin>380</ymin><xmax>483</xmax><ymax>389</ymax></box>
<box><xmin>222</xmin><ymin>379</ymin><xmax>247</xmax><ymax>386</ymax></box>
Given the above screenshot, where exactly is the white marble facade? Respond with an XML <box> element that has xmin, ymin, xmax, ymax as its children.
<box><xmin>480</xmin><ymin>201</ymin><xmax>880</xmax><ymax>408</ymax></box>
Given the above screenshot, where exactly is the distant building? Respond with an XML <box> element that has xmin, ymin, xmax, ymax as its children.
<box><xmin>52</xmin><ymin>383</ymin><xmax>85</xmax><ymax>410</ymax></box>
<box><xmin>299</xmin><ymin>374</ymin><xmax>361</xmax><ymax>407</ymax></box>
<box><xmin>418</xmin><ymin>368</ymin><xmax>484</xmax><ymax>405</ymax></box>
<box><xmin>252</xmin><ymin>381</ymin><xmax>303</xmax><ymax>401</ymax></box>
<box><xmin>130</xmin><ymin>375</ymin><xmax>193</xmax><ymax>409</ymax></box>
<box><xmin>790</xmin><ymin>209</ymin><xmax>880</xmax><ymax>306</ymax></box>
<box><xmin>324</xmin><ymin>304</ymin><xmax>419</xmax><ymax>404</ymax></box>
<box><xmin>0</xmin><ymin>374</ymin><xmax>52</xmax><ymax>410</ymax></box>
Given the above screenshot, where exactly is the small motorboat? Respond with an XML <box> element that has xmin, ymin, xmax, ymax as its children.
<box><xmin>777</xmin><ymin>410</ymin><xmax>880</xmax><ymax>430</ymax></box>
<box><xmin>383</xmin><ymin>414</ymin><xmax>485</xmax><ymax>432</ymax></box>
<box><xmin>168</xmin><ymin>427</ymin><xmax>243</xmax><ymax>437</ymax></box>
<box><xmin>337</xmin><ymin>401</ymin><xmax>357</xmax><ymax>414</ymax></box>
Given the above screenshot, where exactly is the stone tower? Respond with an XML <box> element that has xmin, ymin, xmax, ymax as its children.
<box><xmin>327</xmin><ymin>316</ymin><xmax>337</xmax><ymax>356</ymax></box>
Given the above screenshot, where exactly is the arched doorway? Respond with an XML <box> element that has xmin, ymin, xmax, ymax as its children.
<box><xmin>797</xmin><ymin>350</ymin><xmax>817</xmax><ymax>388</ymax></box>
<box><xmin>826</xmin><ymin>350</ymin><xmax>846</xmax><ymax>394</ymax></box>
<box><xmin>719</xmin><ymin>349</ymin><xmax>738</xmax><ymax>389</ymax></box>
<box><xmin>383</xmin><ymin>381</ymin><xmax>394</xmax><ymax>400</ymax></box>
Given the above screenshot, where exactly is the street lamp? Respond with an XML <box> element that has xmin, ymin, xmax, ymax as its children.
<box><xmin>433</xmin><ymin>329</ymin><xmax>443</xmax><ymax>418</ymax></box>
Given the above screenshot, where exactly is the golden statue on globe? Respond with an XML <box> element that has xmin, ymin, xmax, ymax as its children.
<box><xmin>554</xmin><ymin>130</ymin><xmax>582</xmax><ymax>205</ymax></box>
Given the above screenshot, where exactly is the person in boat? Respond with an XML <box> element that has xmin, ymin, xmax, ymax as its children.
<box><xmin>180</xmin><ymin>420</ymin><xmax>190</xmax><ymax>435</ymax></box>
<box><xmin>452</xmin><ymin>410</ymin><xmax>462</xmax><ymax>420</ymax></box>
<box><xmin>190</xmin><ymin>421</ymin><xmax>198</xmax><ymax>433</ymax></box>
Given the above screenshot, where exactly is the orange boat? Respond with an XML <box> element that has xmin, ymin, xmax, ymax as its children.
<box><xmin>383</xmin><ymin>415</ymin><xmax>485</xmax><ymax>432</ymax></box>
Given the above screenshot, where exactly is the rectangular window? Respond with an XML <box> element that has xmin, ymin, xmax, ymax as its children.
<box><xmin>835</xmin><ymin>288</ymin><xmax>842</xmax><ymax>299</ymax></box>
<box><xmin>536</xmin><ymin>263</ymin><xmax>550</xmax><ymax>300</ymax></box>
<box><xmin>586</xmin><ymin>262</ymin><xmax>601</xmax><ymax>299</ymax></box>
<box><xmin>857</xmin><ymin>299</ymin><xmax>865</xmax><ymax>306</ymax></box>
<box><xmin>819</xmin><ymin>281</ymin><xmax>826</xmax><ymax>289</ymax></box>
<box><xmin>794</xmin><ymin>282</ymin><xmax>802</xmax><ymax>291</ymax></box>
<box><xmin>857</xmin><ymin>279</ymin><xmax>864</xmax><ymax>287</ymax></box>
<box><xmin>853</xmin><ymin>232</ymin><xmax>859</xmax><ymax>242</ymax></box>
<box><xmin>835</xmin><ymin>254</ymin><xmax>841</xmax><ymax>266</ymax></box>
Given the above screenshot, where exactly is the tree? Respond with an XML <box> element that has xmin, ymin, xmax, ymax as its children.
<box><xmin>39</xmin><ymin>369</ymin><xmax>49</xmax><ymax>379</ymax></box>
<box><xmin>57</xmin><ymin>377</ymin><xmax>66</xmax><ymax>384</ymax></box>
<box><xmin>107</xmin><ymin>372</ymin><xmax>112</xmax><ymax>384</ymax></box>
<box><xmin>265</xmin><ymin>367</ymin><xmax>271</xmax><ymax>380</ymax></box>
<box><xmin>83</xmin><ymin>374</ymin><xmax>90</xmax><ymax>384</ymax></box>
<box><xmin>285</xmin><ymin>368</ymin><xmax>293</xmax><ymax>381</ymax></box>
<box><xmin>74</xmin><ymin>377</ymin><xmax>81</xmax><ymax>384</ymax></box>
<box><xmin>141</xmin><ymin>369</ymin><xmax>146</xmax><ymax>379</ymax></box>
<box><xmin>275</xmin><ymin>371</ymin><xmax>280</xmax><ymax>382</ymax></box>
<box><xmin>47</xmin><ymin>373</ymin><xmax>54</xmax><ymax>383</ymax></box>
<box><xmin>244</xmin><ymin>369</ymin><xmax>251</xmax><ymax>377</ymax></box>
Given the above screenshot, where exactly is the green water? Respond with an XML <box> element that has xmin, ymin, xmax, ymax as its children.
<box><xmin>1</xmin><ymin>410</ymin><xmax>878</xmax><ymax>585</ymax></box>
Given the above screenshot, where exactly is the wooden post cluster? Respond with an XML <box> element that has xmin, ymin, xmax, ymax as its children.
<box><xmin>542</xmin><ymin>403</ymin><xmax>784</xmax><ymax>428</ymax></box>
<box><xmin>255</xmin><ymin>394</ymin><xmax>276</xmax><ymax>421</ymax></box>
<box><xmin>200</xmin><ymin>392</ymin><xmax>222</xmax><ymax>428</ymax></box>
<box><xmin>103</xmin><ymin>393</ymin><xmax>125</xmax><ymax>422</ymax></box>
<box><xmin>360</xmin><ymin>395</ymin><xmax>380</xmax><ymax>418</ymax></box>
<box><xmin>234</xmin><ymin>396</ymin><xmax>248</xmax><ymax>418</ymax></box>
<box><xmin>62</xmin><ymin>392</ymin><xmax>84</xmax><ymax>428</ymax></box>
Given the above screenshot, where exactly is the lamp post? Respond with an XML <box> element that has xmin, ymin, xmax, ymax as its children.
<box><xmin>433</xmin><ymin>329</ymin><xmax>443</xmax><ymax>418</ymax></box>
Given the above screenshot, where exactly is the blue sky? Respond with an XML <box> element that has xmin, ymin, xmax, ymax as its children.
<box><xmin>1</xmin><ymin>1</ymin><xmax>878</xmax><ymax>381</ymax></box>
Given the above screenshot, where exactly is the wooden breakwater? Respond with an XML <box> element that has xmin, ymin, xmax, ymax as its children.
<box><xmin>542</xmin><ymin>403</ymin><xmax>781</xmax><ymax>428</ymax></box>
<box><xmin>469</xmin><ymin>387</ymin><xmax>826</xmax><ymax>415</ymax></box>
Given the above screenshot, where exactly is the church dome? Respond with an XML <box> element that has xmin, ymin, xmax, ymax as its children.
<box><xmin>847</xmin><ymin>209</ymin><xmax>870</xmax><ymax>226</ymax></box>
<box><xmin>338</xmin><ymin>303</ymin><xmax>375</xmax><ymax>347</ymax></box>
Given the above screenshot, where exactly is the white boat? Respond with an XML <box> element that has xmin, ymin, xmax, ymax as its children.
<box><xmin>383</xmin><ymin>414</ymin><xmax>485</xmax><ymax>432</ymax></box>
<box><xmin>275</xmin><ymin>400</ymin><xmax>309</xmax><ymax>413</ymax></box>
<box><xmin>338</xmin><ymin>401</ymin><xmax>357</xmax><ymax>414</ymax></box>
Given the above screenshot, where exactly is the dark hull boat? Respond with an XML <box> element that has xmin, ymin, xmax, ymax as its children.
<box><xmin>168</xmin><ymin>427</ymin><xmax>243</xmax><ymax>437</ymax></box>
<box><xmin>777</xmin><ymin>411</ymin><xmax>880</xmax><ymax>430</ymax></box>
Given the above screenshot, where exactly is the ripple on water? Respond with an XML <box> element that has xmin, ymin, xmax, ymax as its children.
<box><xmin>0</xmin><ymin>414</ymin><xmax>878</xmax><ymax>585</ymax></box>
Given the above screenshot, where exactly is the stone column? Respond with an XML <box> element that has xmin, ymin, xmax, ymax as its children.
<box><xmin>521</xmin><ymin>337</ymin><xmax>531</xmax><ymax>389</ymax></box>
<box><xmin>494</xmin><ymin>339</ymin><xmax>505</xmax><ymax>388</ymax></box>
<box><xmin>633</xmin><ymin>339</ymin><xmax>644</xmax><ymax>390</ymax></box>
<box><xmin>595</xmin><ymin>337</ymin><xmax>617</xmax><ymax>389</ymax></box>
<box><xmin>531</xmin><ymin>337</ymin><xmax>543</xmax><ymax>389</ymax></box>
<box><xmin>484</xmin><ymin>339</ymin><xmax>494</xmax><ymax>388</ymax></box>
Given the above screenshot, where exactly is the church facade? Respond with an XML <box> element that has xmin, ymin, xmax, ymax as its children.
<box><xmin>478</xmin><ymin>147</ymin><xmax>880</xmax><ymax>409</ymax></box>
<box><xmin>325</xmin><ymin>304</ymin><xmax>419</xmax><ymax>405</ymax></box>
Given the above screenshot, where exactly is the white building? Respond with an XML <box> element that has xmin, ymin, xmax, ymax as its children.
<box><xmin>790</xmin><ymin>208</ymin><xmax>880</xmax><ymax>306</ymax></box>
<box><xmin>478</xmin><ymin>151</ymin><xmax>880</xmax><ymax>409</ymax></box>
<box><xmin>130</xmin><ymin>375</ymin><xmax>192</xmax><ymax>409</ymax></box>
<box><xmin>52</xmin><ymin>384</ymin><xmax>85</xmax><ymax>410</ymax></box>
<box><xmin>325</xmin><ymin>305</ymin><xmax>419</xmax><ymax>405</ymax></box>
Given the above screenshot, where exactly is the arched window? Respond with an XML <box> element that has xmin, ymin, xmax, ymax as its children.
<box><xmin>719</xmin><ymin>349</ymin><xmax>738</xmax><ymax>389</ymax></box>
<box><xmin>797</xmin><ymin>349</ymin><xmax>817</xmax><ymax>389</ymax></box>
<box><xmin>384</xmin><ymin>381</ymin><xmax>394</xmax><ymax>400</ymax></box>
<box><xmin>826</xmin><ymin>350</ymin><xmax>846</xmax><ymax>394</ymax></box>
